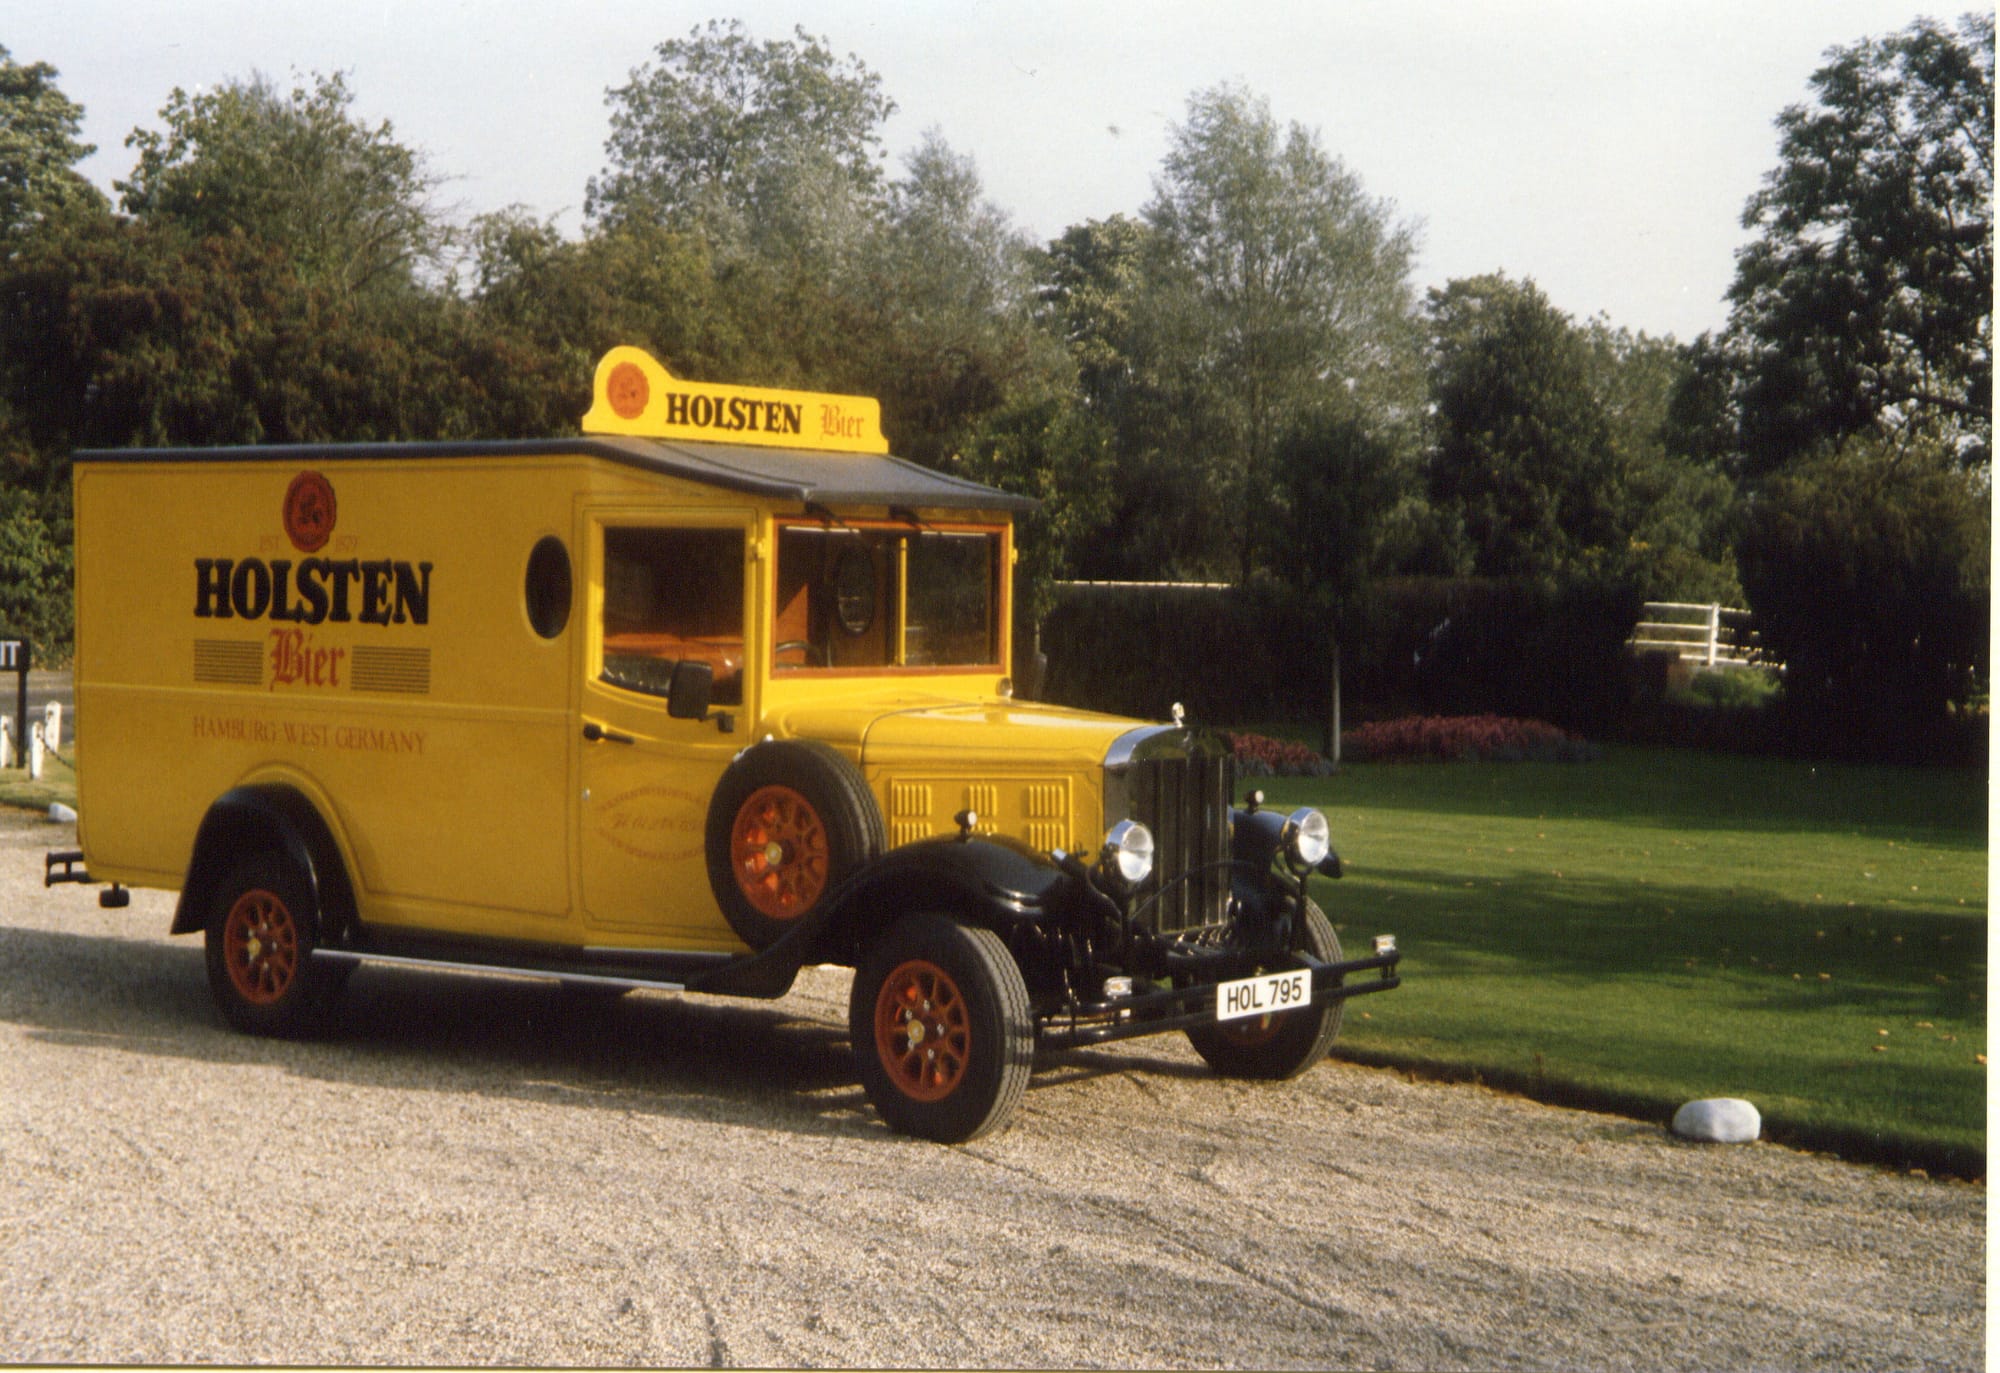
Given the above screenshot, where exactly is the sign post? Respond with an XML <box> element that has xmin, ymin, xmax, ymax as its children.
<box><xmin>0</xmin><ymin>638</ymin><xmax>28</xmax><ymax>768</ymax></box>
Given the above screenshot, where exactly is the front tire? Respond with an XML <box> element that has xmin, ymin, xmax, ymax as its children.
<box><xmin>849</xmin><ymin>913</ymin><xmax>1033</xmax><ymax>1143</ymax></box>
<box><xmin>203</xmin><ymin>852</ymin><xmax>335</xmax><ymax>1037</ymax></box>
<box><xmin>1186</xmin><ymin>898</ymin><xmax>1345</xmax><ymax>1080</ymax></box>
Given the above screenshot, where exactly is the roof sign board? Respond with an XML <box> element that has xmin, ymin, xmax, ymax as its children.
<box><xmin>581</xmin><ymin>345</ymin><xmax>889</xmax><ymax>455</ymax></box>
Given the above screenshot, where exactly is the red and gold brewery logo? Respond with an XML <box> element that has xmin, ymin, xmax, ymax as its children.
<box><xmin>607</xmin><ymin>361</ymin><xmax>650</xmax><ymax>420</ymax></box>
<box><xmin>283</xmin><ymin>471</ymin><xmax>337</xmax><ymax>553</ymax></box>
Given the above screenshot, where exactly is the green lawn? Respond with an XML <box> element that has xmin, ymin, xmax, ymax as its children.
<box><xmin>0</xmin><ymin>754</ymin><xmax>75</xmax><ymax>814</ymax></box>
<box><xmin>1259</xmin><ymin>747</ymin><xmax>1988</xmax><ymax>1176</ymax></box>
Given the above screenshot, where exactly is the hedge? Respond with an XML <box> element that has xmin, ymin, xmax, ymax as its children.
<box><xmin>1033</xmin><ymin>576</ymin><xmax>1642</xmax><ymax>736</ymax></box>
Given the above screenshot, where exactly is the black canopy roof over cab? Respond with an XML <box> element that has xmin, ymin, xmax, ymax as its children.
<box><xmin>72</xmin><ymin>435</ymin><xmax>1037</xmax><ymax>516</ymax></box>
<box><xmin>604</xmin><ymin>435</ymin><xmax>1036</xmax><ymax>513</ymax></box>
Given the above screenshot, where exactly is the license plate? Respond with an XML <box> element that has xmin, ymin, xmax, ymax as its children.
<box><xmin>1215</xmin><ymin>968</ymin><xmax>1311</xmax><ymax>1022</ymax></box>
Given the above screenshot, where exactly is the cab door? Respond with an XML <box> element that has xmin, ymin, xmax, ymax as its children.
<box><xmin>577</xmin><ymin>510</ymin><xmax>756</xmax><ymax>946</ymax></box>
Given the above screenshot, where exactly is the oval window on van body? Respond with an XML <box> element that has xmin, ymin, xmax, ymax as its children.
<box><xmin>525</xmin><ymin>536</ymin><xmax>573</xmax><ymax>639</ymax></box>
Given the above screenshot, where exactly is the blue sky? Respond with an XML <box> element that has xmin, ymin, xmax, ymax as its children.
<box><xmin>4</xmin><ymin>0</ymin><xmax>1971</xmax><ymax>340</ymax></box>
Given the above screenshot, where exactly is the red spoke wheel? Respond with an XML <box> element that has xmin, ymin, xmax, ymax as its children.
<box><xmin>729</xmin><ymin>785</ymin><xmax>830</xmax><ymax>921</ymax></box>
<box><xmin>1186</xmin><ymin>899</ymin><xmax>1345</xmax><ymax>1080</ymax></box>
<box><xmin>222</xmin><ymin>888</ymin><xmax>300</xmax><ymax>1005</ymax></box>
<box><xmin>203</xmin><ymin>852</ymin><xmax>333</xmax><ymax>1037</ymax></box>
<box><xmin>850</xmin><ymin>913</ymin><xmax>1032</xmax><ymax>1143</ymax></box>
<box><xmin>872</xmin><ymin>959</ymin><xmax>972</xmax><ymax>1102</ymax></box>
<box><xmin>706</xmin><ymin>741</ymin><xmax>884</xmax><ymax>950</ymax></box>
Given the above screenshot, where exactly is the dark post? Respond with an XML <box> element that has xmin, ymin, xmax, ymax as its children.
<box><xmin>0</xmin><ymin>637</ymin><xmax>26</xmax><ymax>766</ymax></box>
<box><xmin>1326</xmin><ymin>637</ymin><xmax>1341</xmax><ymax>770</ymax></box>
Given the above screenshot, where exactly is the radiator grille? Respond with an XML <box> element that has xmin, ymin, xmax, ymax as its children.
<box><xmin>1127</xmin><ymin>751</ymin><xmax>1232</xmax><ymax>935</ymax></box>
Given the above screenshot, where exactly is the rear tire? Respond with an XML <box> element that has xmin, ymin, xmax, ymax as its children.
<box><xmin>849</xmin><ymin>913</ymin><xmax>1033</xmax><ymax>1143</ymax></box>
<box><xmin>1186</xmin><ymin>899</ymin><xmax>1344</xmax><ymax>1080</ymax></box>
<box><xmin>203</xmin><ymin>852</ymin><xmax>335</xmax><ymax>1037</ymax></box>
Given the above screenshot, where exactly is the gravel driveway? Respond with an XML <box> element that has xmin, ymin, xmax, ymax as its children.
<box><xmin>0</xmin><ymin>810</ymin><xmax>1983</xmax><ymax>1369</ymax></box>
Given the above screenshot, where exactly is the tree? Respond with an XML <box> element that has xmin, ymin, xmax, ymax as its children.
<box><xmin>1424</xmin><ymin>274</ymin><xmax>1627</xmax><ymax>582</ymax></box>
<box><xmin>850</xmin><ymin>132</ymin><xmax>1057</xmax><ymax>467</ymax></box>
<box><xmin>1273</xmin><ymin>411</ymin><xmax>1409</xmax><ymax>612</ymax></box>
<box><xmin>583</xmin><ymin>22</ymin><xmax>907</xmax><ymax>393</ymax></box>
<box><xmin>1035</xmin><ymin>215</ymin><xmax>1150</xmax><ymax>416</ymax></box>
<box><xmin>587</xmin><ymin>30</ymin><xmax>1059</xmax><ymax>461</ymax></box>
<box><xmin>586</xmin><ymin>20</ymin><xmax>893</xmax><ymax>237</ymax></box>
<box><xmin>1426</xmin><ymin>276</ymin><xmax>1742</xmax><ymax>598</ymax></box>
<box><xmin>1140</xmin><ymin>85</ymin><xmax>1423</xmax><ymax>582</ymax></box>
<box><xmin>0</xmin><ymin>45</ymin><xmax>105</xmax><ymax>245</ymax></box>
<box><xmin>1724</xmin><ymin>12</ymin><xmax>1993</xmax><ymax>472</ymax></box>
<box><xmin>468</xmin><ymin>207</ymin><xmax>741</xmax><ymax>397</ymax></box>
<box><xmin>1736</xmin><ymin>435</ymin><xmax>1988</xmax><ymax>753</ymax></box>
<box><xmin>0</xmin><ymin>211</ymin><xmax>569</xmax><ymax>456</ymax></box>
<box><xmin>118</xmin><ymin>71</ymin><xmax>450</xmax><ymax>298</ymax></box>
<box><xmin>1034</xmin><ymin>214</ymin><xmax>1215</xmax><ymax>581</ymax></box>
<box><xmin>951</xmin><ymin>391</ymin><xmax>1115</xmax><ymax>633</ymax></box>
<box><xmin>1583</xmin><ymin>320</ymin><xmax>1741</xmax><ymax>602</ymax></box>
<box><xmin>0</xmin><ymin>483</ymin><xmax>71</xmax><ymax>657</ymax></box>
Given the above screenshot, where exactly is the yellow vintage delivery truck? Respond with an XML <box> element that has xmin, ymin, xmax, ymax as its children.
<box><xmin>55</xmin><ymin>346</ymin><xmax>1399</xmax><ymax>1141</ymax></box>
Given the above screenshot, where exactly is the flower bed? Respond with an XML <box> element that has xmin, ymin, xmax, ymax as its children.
<box><xmin>1339</xmin><ymin>715</ymin><xmax>1599</xmax><ymax>764</ymax></box>
<box><xmin>1219</xmin><ymin>730</ymin><xmax>1335</xmax><ymax>778</ymax></box>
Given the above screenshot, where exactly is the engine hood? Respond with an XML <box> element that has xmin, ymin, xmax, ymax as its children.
<box><xmin>763</xmin><ymin>694</ymin><xmax>1145</xmax><ymax>771</ymax></box>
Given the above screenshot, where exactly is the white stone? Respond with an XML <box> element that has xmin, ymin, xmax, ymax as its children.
<box><xmin>46</xmin><ymin>802</ymin><xmax>76</xmax><ymax>824</ymax></box>
<box><xmin>1672</xmin><ymin>1097</ymin><xmax>1762</xmax><ymax>1144</ymax></box>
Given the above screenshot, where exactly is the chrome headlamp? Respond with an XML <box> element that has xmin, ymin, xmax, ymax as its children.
<box><xmin>1101</xmin><ymin>819</ymin><xmax>1156</xmax><ymax>885</ymax></box>
<box><xmin>1284</xmin><ymin>808</ymin><xmax>1331</xmax><ymax>870</ymax></box>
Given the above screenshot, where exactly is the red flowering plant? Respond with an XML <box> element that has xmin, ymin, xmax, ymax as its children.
<box><xmin>1218</xmin><ymin>731</ymin><xmax>1336</xmax><ymax>778</ymax></box>
<box><xmin>1339</xmin><ymin>715</ymin><xmax>1599</xmax><ymax>764</ymax></box>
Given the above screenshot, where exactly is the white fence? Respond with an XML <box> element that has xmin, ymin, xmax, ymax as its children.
<box><xmin>1629</xmin><ymin>602</ymin><xmax>1762</xmax><ymax>669</ymax></box>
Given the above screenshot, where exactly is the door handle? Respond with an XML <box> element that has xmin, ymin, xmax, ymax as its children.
<box><xmin>582</xmin><ymin>722</ymin><xmax>636</xmax><ymax>745</ymax></box>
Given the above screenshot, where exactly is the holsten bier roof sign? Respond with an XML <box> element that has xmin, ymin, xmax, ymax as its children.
<box><xmin>581</xmin><ymin>345</ymin><xmax>889</xmax><ymax>455</ymax></box>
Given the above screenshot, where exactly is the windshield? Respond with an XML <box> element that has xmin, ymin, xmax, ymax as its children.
<box><xmin>774</xmin><ymin>522</ymin><xmax>1002</xmax><ymax>672</ymax></box>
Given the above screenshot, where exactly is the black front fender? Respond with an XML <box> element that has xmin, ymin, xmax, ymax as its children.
<box><xmin>692</xmin><ymin>834</ymin><xmax>1071</xmax><ymax>998</ymax></box>
<box><xmin>822</xmin><ymin>834</ymin><xmax>1068</xmax><ymax>954</ymax></box>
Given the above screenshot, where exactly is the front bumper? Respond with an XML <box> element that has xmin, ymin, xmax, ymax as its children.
<box><xmin>1037</xmin><ymin>943</ymin><xmax>1402</xmax><ymax>1051</ymax></box>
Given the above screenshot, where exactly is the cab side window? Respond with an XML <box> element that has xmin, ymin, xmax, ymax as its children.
<box><xmin>600</xmin><ymin>527</ymin><xmax>745</xmax><ymax>705</ymax></box>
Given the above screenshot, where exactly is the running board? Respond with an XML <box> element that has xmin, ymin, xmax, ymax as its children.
<box><xmin>311</xmin><ymin>948</ymin><xmax>686</xmax><ymax>994</ymax></box>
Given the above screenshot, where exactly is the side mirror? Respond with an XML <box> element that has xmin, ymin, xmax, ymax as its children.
<box><xmin>666</xmin><ymin>660</ymin><xmax>713</xmax><ymax>721</ymax></box>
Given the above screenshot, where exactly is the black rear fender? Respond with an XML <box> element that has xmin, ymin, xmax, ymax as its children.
<box><xmin>170</xmin><ymin>785</ymin><xmax>356</xmax><ymax>940</ymax></box>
